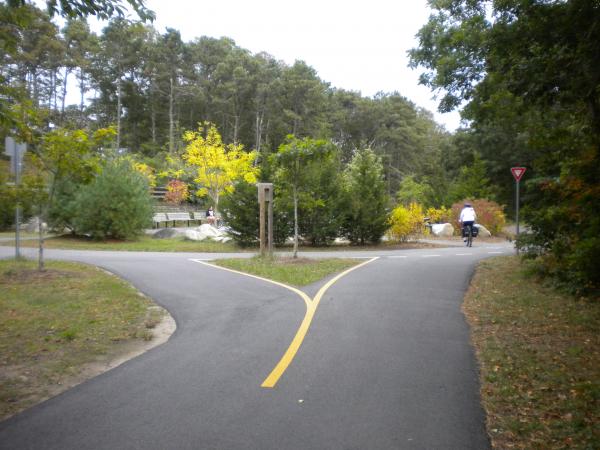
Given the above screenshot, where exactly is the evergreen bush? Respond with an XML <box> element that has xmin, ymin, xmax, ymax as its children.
<box><xmin>72</xmin><ymin>159</ymin><xmax>153</xmax><ymax>240</ymax></box>
<box><xmin>48</xmin><ymin>179</ymin><xmax>83</xmax><ymax>234</ymax></box>
<box><xmin>341</xmin><ymin>149</ymin><xmax>390</xmax><ymax>244</ymax></box>
<box><xmin>220</xmin><ymin>181</ymin><xmax>291</xmax><ymax>247</ymax></box>
<box><xmin>0</xmin><ymin>169</ymin><xmax>16</xmax><ymax>230</ymax></box>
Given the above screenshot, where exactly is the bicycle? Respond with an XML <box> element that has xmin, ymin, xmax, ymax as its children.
<box><xmin>462</xmin><ymin>223</ymin><xmax>477</xmax><ymax>247</ymax></box>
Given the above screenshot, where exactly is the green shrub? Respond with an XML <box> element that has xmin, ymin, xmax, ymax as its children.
<box><xmin>341</xmin><ymin>149</ymin><xmax>390</xmax><ymax>245</ymax></box>
<box><xmin>220</xmin><ymin>181</ymin><xmax>291</xmax><ymax>247</ymax></box>
<box><xmin>0</xmin><ymin>167</ymin><xmax>16</xmax><ymax>230</ymax></box>
<box><xmin>47</xmin><ymin>179</ymin><xmax>83</xmax><ymax>234</ymax></box>
<box><xmin>72</xmin><ymin>159</ymin><xmax>153</xmax><ymax>239</ymax></box>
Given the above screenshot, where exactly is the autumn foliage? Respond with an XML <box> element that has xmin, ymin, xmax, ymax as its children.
<box><xmin>451</xmin><ymin>199</ymin><xmax>506</xmax><ymax>235</ymax></box>
<box><xmin>388</xmin><ymin>203</ymin><xmax>424</xmax><ymax>242</ymax></box>
<box><xmin>164</xmin><ymin>179</ymin><xmax>189</xmax><ymax>205</ymax></box>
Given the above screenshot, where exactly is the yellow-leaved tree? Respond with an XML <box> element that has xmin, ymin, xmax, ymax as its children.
<box><xmin>182</xmin><ymin>123</ymin><xmax>259</xmax><ymax>214</ymax></box>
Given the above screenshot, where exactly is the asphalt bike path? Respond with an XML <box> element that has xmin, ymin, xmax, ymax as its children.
<box><xmin>0</xmin><ymin>242</ymin><xmax>513</xmax><ymax>449</ymax></box>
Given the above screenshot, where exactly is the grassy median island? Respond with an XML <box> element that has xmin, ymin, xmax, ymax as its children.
<box><xmin>213</xmin><ymin>256</ymin><xmax>359</xmax><ymax>286</ymax></box>
<box><xmin>0</xmin><ymin>259</ymin><xmax>167</xmax><ymax>421</ymax></box>
<box><xmin>463</xmin><ymin>256</ymin><xmax>599</xmax><ymax>449</ymax></box>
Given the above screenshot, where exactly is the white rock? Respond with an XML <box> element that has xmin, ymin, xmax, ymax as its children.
<box><xmin>431</xmin><ymin>223</ymin><xmax>454</xmax><ymax>237</ymax></box>
<box><xmin>475</xmin><ymin>224</ymin><xmax>492</xmax><ymax>237</ymax></box>
<box><xmin>184</xmin><ymin>230</ymin><xmax>206</xmax><ymax>241</ymax></box>
<box><xmin>186</xmin><ymin>224</ymin><xmax>232</xmax><ymax>241</ymax></box>
<box><xmin>197</xmin><ymin>223</ymin><xmax>220</xmax><ymax>237</ymax></box>
<box><xmin>24</xmin><ymin>216</ymin><xmax>47</xmax><ymax>233</ymax></box>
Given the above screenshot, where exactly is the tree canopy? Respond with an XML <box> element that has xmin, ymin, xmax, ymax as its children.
<box><xmin>410</xmin><ymin>0</ymin><xmax>600</xmax><ymax>294</ymax></box>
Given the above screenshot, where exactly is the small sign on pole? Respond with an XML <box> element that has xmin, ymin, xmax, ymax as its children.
<box><xmin>511</xmin><ymin>167</ymin><xmax>527</xmax><ymax>254</ymax></box>
<box><xmin>511</xmin><ymin>167</ymin><xmax>526</xmax><ymax>182</ymax></box>
<box><xmin>5</xmin><ymin>137</ymin><xmax>27</xmax><ymax>259</ymax></box>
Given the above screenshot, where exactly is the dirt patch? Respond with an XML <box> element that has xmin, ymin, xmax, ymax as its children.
<box><xmin>0</xmin><ymin>310</ymin><xmax>175</xmax><ymax>421</ymax></box>
<box><xmin>50</xmin><ymin>311</ymin><xmax>176</xmax><ymax>393</ymax></box>
<box><xmin>1</xmin><ymin>269</ymin><xmax>82</xmax><ymax>284</ymax></box>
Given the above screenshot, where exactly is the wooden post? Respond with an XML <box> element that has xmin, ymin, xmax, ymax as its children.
<box><xmin>267</xmin><ymin>194</ymin><xmax>273</xmax><ymax>255</ymax></box>
<box><xmin>257</xmin><ymin>183</ymin><xmax>273</xmax><ymax>257</ymax></box>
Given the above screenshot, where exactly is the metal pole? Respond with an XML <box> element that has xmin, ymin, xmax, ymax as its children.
<box><xmin>515</xmin><ymin>179</ymin><xmax>520</xmax><ymax>255</ymax></box>
<box><xmin>14</xmin><ymin>149</ymin><xmax>21</xmax><ymax>259</ymax></box>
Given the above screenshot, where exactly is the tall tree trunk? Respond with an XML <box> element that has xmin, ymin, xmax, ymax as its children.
<box><xmin>52</xmin><ymin>69</ymin><xmax>58</xmax><ymax>112</ymax></box>
<box><xmin>233</xmin><ymin>114</ymin><xmax>239</xmax><ymax>145</ymax></box>
<box><xmin>78</xmin><ymin>70</ymin><xmax>85</xmax><ymax>112</ymax></box>
<box><xmin>61</xmin><ymin>68</ymin><xmax>69</xmax><ymax>120</ymax></box>
<box><xmin>151</xmin><ymin>106</ymin><xmax>156</xmax><ymax>144</ymax></box>
<box><xmin>169</xmin><ymin>76</ymin><xmax>175</xmax><ymax>153</ymax></box>
<box><xmin>116</xmin><ymin>78</ymin><xmax>122</xmax><ymax>151</ymax></box>
<box><xmin>255</xmin><ymin>110</ymin><xmax>263</xmax><ymax>152</ymax></box>
<box><xmin>31</xmin><ymin>69</ymin><xmax>39</xmax><ymax>107</ymax></box>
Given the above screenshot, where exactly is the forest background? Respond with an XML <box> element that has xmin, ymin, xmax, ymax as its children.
<box><xmin>1</xmin><ymin>0</ymin><xmax>598</xmax><ymax>295</ymax></box>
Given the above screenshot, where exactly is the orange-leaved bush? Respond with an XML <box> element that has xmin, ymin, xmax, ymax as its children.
<box><xmin>451</xmin><ymin>199</ymin><xmax>506</xmax><ymax>235</ymax></box>
<box><xmin>164</xmin><ymin>179</ymin><xmax>189</xmax><ymax>205</ymax></box>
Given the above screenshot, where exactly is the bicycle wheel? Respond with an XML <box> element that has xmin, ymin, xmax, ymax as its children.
<box><xmin>467</xmin><ymin>225</ymin><xmax>473</xmax><ymax>247</ymax></box>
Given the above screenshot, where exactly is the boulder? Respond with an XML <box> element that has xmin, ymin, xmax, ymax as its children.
<box><xmin>475</xmin><ymin>224</ymin><xmax>492</xmax><ymax>237</ymax></box>
<box><xmin>24</xmin><ymin>216</ymin><xmax>47</xmax><ymax>233</ymax></box>
<box><xmin>431</xmin><ymin>223</ymin><xmax>454</xmax><ymax>237</ymax></box>
<box><xmin>184</xmin><ymin>229</ymin><xmax>206</xmax><ymax>241</ymax></box>
<box><xmin>184</xmin><ymin>224</ymin><xmax>231</xmax><ymax>242</ymax></box>
<box><xmin>197</xmin><ymin>224</ymin><xmax>220</xmax><ymax>238</ymax></box>
<box><xmin>152</xmin><ymin>228</ymin><xmax>180</xmax><ymax>239</ymax></box>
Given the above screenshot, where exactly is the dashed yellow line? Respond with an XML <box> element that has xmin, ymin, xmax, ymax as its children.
<box><xmin>189</xmin><ymin>257</ymin><xmax>378</xmax><ymax>388</ymax></box>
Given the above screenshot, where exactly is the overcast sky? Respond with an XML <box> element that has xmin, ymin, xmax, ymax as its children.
<box><xmin>85</xmin><ymin>0</ymin><xmax>462</xmax><ymax>131</ymax></box>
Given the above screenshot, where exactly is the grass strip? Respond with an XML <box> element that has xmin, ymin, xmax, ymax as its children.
<box><xmin>0</xmin><ymin>259</ymin><xmax>165</xmax><ymax>420</ymax></box>
<box><xmin>463</xmin><ymin>256</ymin><xmax>599</xmax><ymax>449</ymax></box>
<box><xmin>0</xmin><ymin>233</ymin><xmax>449</xmax><ymax>253</ymax></box>
<box><xmin>0</xmin><ymin>234</ymin><xmax>241</xmax><ymax>252</ymax></box>
<box><xmin>213</xmin><ymin>256</ymin><xmax>359</xmax><ymax>286</ymax></box>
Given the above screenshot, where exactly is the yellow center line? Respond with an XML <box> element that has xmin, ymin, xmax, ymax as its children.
<box><xmin>189</xmin><ymin>257</ymin><xmax>378</xmax><ymax>388</ymax></box>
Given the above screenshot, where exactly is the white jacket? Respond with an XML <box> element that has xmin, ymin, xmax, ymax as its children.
<box><xmin>459</xmin><ymin>207</ymin><xmax>476</xmax><ymax>222</ymax></box>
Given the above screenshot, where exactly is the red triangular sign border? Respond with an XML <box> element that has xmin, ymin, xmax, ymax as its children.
<box><xmin>511</xmin><ymin>167</ymin><xmax>526</xmax><ymax>182</ymax></box>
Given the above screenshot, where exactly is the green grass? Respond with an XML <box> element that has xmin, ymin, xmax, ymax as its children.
<box><xmin>463</xmin><ymin>256</ymin><xmax>599</xmax><ymax>449</ymax></box>
<box><xmin>0</xmin><ymin>233</ymin><xmax>447</xmax><ymax>253</ymax></box>
<box><xmin>0</xmin><ymin>231</ymin><xmax>44</xmax><ymax>240</ymax></box>
<box><xmin>0</xmin><ymin>234</ymin><xmax>243</xmax><ymax>252</ymax></box>
<box><xmin>0</xmin><ymin>259</ymin><xmax>165</xmax><ymax>420</ymax></box>
<box><xmin>213</xmin><ymin>256</ymin><xmax>359</xmax><ymax>286</ymax></box>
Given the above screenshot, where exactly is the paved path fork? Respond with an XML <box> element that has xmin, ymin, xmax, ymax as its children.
<box><xmin>0</xmin><ymin>243</ymin><xmax>513</xmax><ymax>449</ymax></box>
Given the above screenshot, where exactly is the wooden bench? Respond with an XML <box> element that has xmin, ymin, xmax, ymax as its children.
<box><xmin>152</xmin><ymin>211</ymin><xmax>212</xmax><ymax>228</ymax></box>
<box><xmin>192</xmin><ymin>212</ymin><xmax>211</xmax><ymax>225</ymax></box>
<box><xmin>166</xmin><ymin>212</ymin><xmax>193</xmax><ymax>227</ymax></box>
<box><xmin>152</xmin><ymin>213</ymin><xmax>169</xmax><ymax>228</ymax></box>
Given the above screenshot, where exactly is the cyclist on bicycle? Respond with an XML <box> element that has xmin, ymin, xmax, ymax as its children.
<box><xmin>459</xmin><ymin>202</ymin><xmax>477</xmax><ymax>241</ymax></box>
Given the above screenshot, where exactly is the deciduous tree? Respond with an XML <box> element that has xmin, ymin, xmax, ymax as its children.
<box><xmin>181</xmin><ymin>122</ymin><xmax>259</xmax><ymax>214</ymax></box>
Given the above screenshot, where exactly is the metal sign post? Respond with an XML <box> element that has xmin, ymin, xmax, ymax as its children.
<box><xmin>511</xmin><ymin>167</ymin><xmax>527</xmax><ymax>255</ymax></box>
<box><xmin>5</xmin><ymin>137</ymin><xmax>27</xmax><ymax>259</ymax></box>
